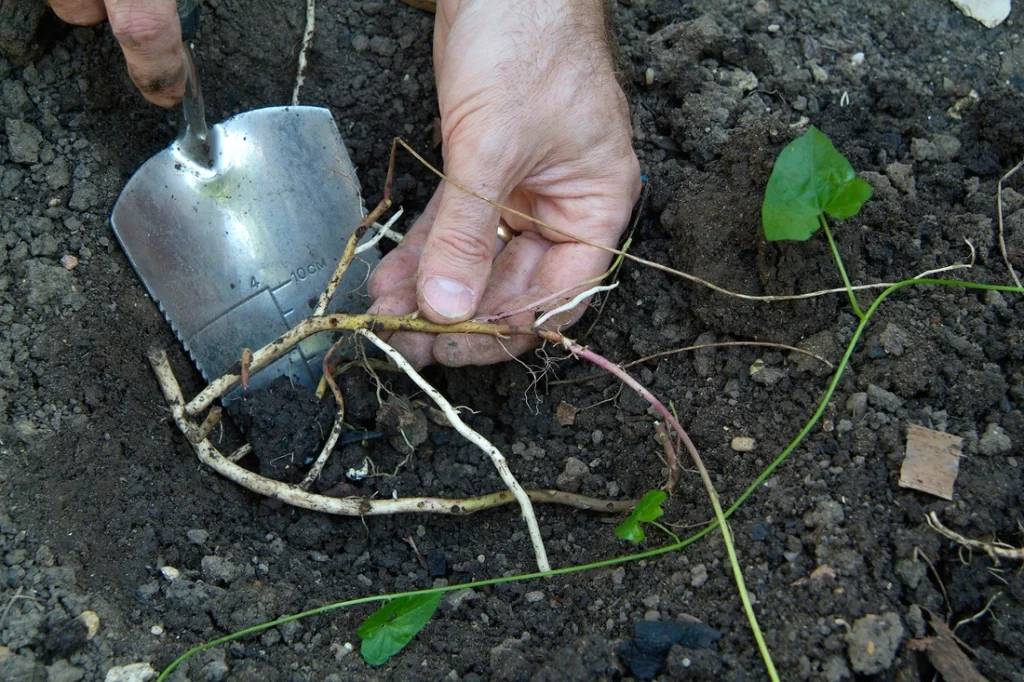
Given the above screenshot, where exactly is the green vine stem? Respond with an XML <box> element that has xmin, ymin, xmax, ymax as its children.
<box><xmin>819</xmin><ymin>214</ymin><xmax>865</xmax><ymax>319</ymax></box>
<box><xmin>157</xmin><ymin>277</ymin><xmax>1023</xmax><ymax>682</ymax></box>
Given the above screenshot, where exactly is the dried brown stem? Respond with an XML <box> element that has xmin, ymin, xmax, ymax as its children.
<box><xmin>314</xmin><ymin>138</ymin><xmax>400</xmax><ymax>316</ymax></box>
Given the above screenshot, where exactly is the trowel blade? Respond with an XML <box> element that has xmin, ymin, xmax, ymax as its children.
<box><xmin>111</xmin><ymin>106</ymin><xmax>377</xmax><ymax>395</ymax></box>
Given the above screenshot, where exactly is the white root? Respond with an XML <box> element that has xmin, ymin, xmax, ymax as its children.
<box><xmin>356</xmin><ymin>207</ymin><xmax>405</xmax><ymax>255</ymax></box>
<box><xmin>926</xmin><ymin>512</ymin><xmax>1024</xmax><ymax>564</ymax></box>
<box><xmin>356</xmin><ymin>329</ymin><xmax>551</xmax><ymax>572</ymax></box>
<box><xmin>149</xmin><ymin>349</ymin><xmax>629</xmax><ymax>520</ymax></box>
<box><xmin>298</xmin><ymin>411</ymin><xmax>344</xmax><ymax>490</ymax></box>
<box><xmin>533</xmin><ymin>283</ymin><xmax>618</xmax><ymax>329</ymax></box>
<box><xmin>291</xmin><ymin>0</ymin><xmax>316</xmax><ymax>105</ymax></box>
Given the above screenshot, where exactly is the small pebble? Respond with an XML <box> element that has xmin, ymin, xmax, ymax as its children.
<box><xmin>150</xmin><ymin>625</ymin><xmax>164</xmax><ymax>636</ymax></box>
<box><xmin>645</xmin><ymin>67</ymin><xmax>655</xmax><ymax>86</ymax></box>
<box><xmin>60</xmin><ymin>254</ymin><xmax>78</xmax><ymax>270</ymax></box>
<box><xmin>104</xmin><ymin>663</ymin><xmax>157</xmax><ymax>682</ymax></box>
<box><xmin>767</xmin><ymin>23</ymin><xmax>781</xmax><ymax>33</ymax></box>
<box><xmin>851</xmin><ymin>52</ymin><xmax>866</xmax><ymax>66</ymax></box>
<box><xmin>159</xmin><ymin>566</ymin><xmax>180</xmax><ymax>581</ymax></box>
<box><xmin>524</xmin><ymin>590</ymin><xmax>545</xmax><ymax>603</ymax></box>
<box><xmin>79</xmin><ymin>610</ymin><xmax>100</xmax><ymax>639</ymax></box>
<box><xmin>730</xmin><ymin>436</ymin><xmax>756</xmax><ymax>452</ymax></box>
<box><xmin>690</xmin><ymin>563</ymin><xmax>709</xmax><ymax>588</ymax></box>
<box><xmin>186</xmin><ymin>529</ymin><xmax>209</xmax><ymax>545</ymax></box>
<box><xmin>612</xmin><ymin>567</ymin><xmax>626</xmax><ymax>585</ymax></box>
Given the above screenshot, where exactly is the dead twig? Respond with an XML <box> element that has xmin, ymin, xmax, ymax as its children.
<box><xmin>914</xmin><ymin>546</ymin><xmax>952</xmax><ymax>620</ymax></box>
<box><xmin>997</xmin><ymin>159</ymin><xmax>1024</xmax><ymax>289</ymax></box>
<box><xmin>314</xmin><ymin>138</ymin><xmax>399</xmax><ymax>316</ymax></box>
<box><xmin>0</xmin><ymin>587</ymin><xmax>42</xmax><ymax>630</ymax></box>
<box><xmin>582</xmin><ymin>183</ymin><xmax>648</xmax><ymax>340</ymax></box>
<box><xmin>954</xmin><ymin>592</ymin><xmax>1001</xmax><ymax>633</ymax></box>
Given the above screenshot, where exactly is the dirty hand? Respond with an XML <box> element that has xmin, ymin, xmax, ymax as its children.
<box><xmin>48</xmin><ymin>0</ymin><xmax>185</xmax><ymax>107</ymax></box>
<box><xmin>368</xmin><ymin>0</ymin><xmax>640</xmax><ymax>368</ymax></box>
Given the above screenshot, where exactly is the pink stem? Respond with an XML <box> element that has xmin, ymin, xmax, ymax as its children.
<box><xmin>540</xmin><ymin>331</ymin><xmax>683</xmax><ymax>492</ymax></box>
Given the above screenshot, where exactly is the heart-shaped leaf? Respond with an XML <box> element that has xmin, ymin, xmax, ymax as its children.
<box><xmin>762</xmin><ymin>126</ymin><xmax>872</xmax><ymax>241</ymax></box>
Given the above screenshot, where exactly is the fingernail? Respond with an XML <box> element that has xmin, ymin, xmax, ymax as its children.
<box><xmin>423</xmin><ymin>277</ymin><xmax>474</xmax><ymax>319</ymax></box>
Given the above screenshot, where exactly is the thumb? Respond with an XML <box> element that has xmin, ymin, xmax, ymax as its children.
<box><xmin>416</xmin><ymin>155</ymin><xmax>508</xmax><ymax>323</ymax></box>
<box><xmin>105</xmin><ymin>0</ymin><xmax>186</xmax><ymax>107</ymax></box>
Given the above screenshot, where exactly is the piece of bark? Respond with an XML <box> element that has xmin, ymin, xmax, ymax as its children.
<box><xmin>899</xmin><ymin>424</ymin><xmax>963</xmax><ymax>500</ymax></box>
<box><xmin>556</xmin><ymin>401</ymin><xmax>578</xmax><ymax>426</ymax></box>
<box><xmin>906</xmin><ymin>612</ymin><xmax>989</xmax><ymax>682</ymax></box>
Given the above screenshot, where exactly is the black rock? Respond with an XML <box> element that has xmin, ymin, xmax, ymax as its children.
<box><xmin>426</xmin><ymin>550</ymin><xmax>447</xmax><ymax>578</ymax></box>
<box><xmin>619</xmin><ymin>619</ymin><xmax>722</xmax><ymax>680</ymax></box>
<box><xmin>44</xmin><ymin>617</ymin><xmax>89</xmax><ymax>659</ymax></box>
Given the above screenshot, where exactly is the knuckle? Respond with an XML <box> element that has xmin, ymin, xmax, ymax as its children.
<box><xmin>431</xmin><ymin>224</ymin><xmax>492</xmax><ymax>267</ymax></box>
<box><xmin>109</xmin><ymin>8</ymin><xmax>177</xmax><ymax>50</ymax></box>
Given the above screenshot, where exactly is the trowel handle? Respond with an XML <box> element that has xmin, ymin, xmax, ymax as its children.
<box><xmin>176</xmin><ymin>0</ymin><xmax>209</xmax><ymax>158</ymax></box>
<box><xmin>178</xmin><ymin>0</ymin><xmax>201</xmax><ymax>41</ymax></box>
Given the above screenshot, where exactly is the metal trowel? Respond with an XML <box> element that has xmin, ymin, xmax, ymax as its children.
<box><xmin>111</xmin><ymin>1</ymin><xmax>376</xmax><ymax>397</ymax></box>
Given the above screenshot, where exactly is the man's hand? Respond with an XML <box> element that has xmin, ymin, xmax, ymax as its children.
<box><xmin>368</xmin><ymin>0</ymin><xmax>640</xmax><ymax>368</ymax></box>
<box><xmin>49</xmin><ymin>0</ymin><xmax>185</xmax><ymax>107</ymax></box>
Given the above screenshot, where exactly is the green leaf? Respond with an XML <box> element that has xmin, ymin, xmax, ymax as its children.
<box><xmin>761</xmin><ymin>125</ymin><xmax>873</xmax><ymax>241</ymax></box>
<box><xmin>358</xmin><ymin>593</ymin><xmax>442</xmax><ymax>666</ymax></box>
<box><xmin>615</xmin><ymin>490</ymin><xmax>667</xmax><ymax>544</ymax></box>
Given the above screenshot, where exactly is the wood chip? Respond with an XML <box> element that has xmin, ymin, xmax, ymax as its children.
<box><xmin>899</xmin><ymin>424</ymin><xmax>963</xmax><ymax>500</ymax></box>
<box><xmin>555</xmin><ymin>401</ymin><xmax>578</xmax><ymax>426</ymax></box>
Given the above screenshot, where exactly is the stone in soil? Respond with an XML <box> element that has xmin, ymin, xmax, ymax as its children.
<box><xmin>5</xmin><ymin>118</ymin><xmax>43</xmax><ymax>164</ymax></box>
<box><xmin>978</xmin><ymin>423</ymin><xmax>1012</xmax><ymax>456</ymax></box>
<box><xmin>0</xmin><ymin>0</ymin><xmax>47</xmax><ymax>65</ymax></box>
<box><xmin>846</xmin><ymin>612</ymin><xmax>904</xmax><ymax>674</ymax></box>
<box><xmin>556</xmin><ymin>456</ymin><xmax>589</xmax><ymax>493</ymax></box>
<box><xmin>104</xmin><ymin>662</ymin><xmax>157</xmax><ymax>682</ymax></box>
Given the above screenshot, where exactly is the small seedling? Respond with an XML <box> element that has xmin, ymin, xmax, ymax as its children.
<box><xmin>615</xmin><ymin>490</ymin><xmax>676</xmax><ymax>543</ymax></box>
<box><xmin>358</xmin><ymin>593</ymin><xmax>442</xmax><ymax>666</ymax></box>
<box><xmin>762</xmin><ymin>125</ymin><xmax>873</xmax><ymax>317</ymax></box>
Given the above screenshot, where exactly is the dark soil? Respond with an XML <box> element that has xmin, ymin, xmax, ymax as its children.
<box><xmin>2</xmin><ymin>1</ymin><xmax>1023</xmax><ymax>680</ymax></box>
